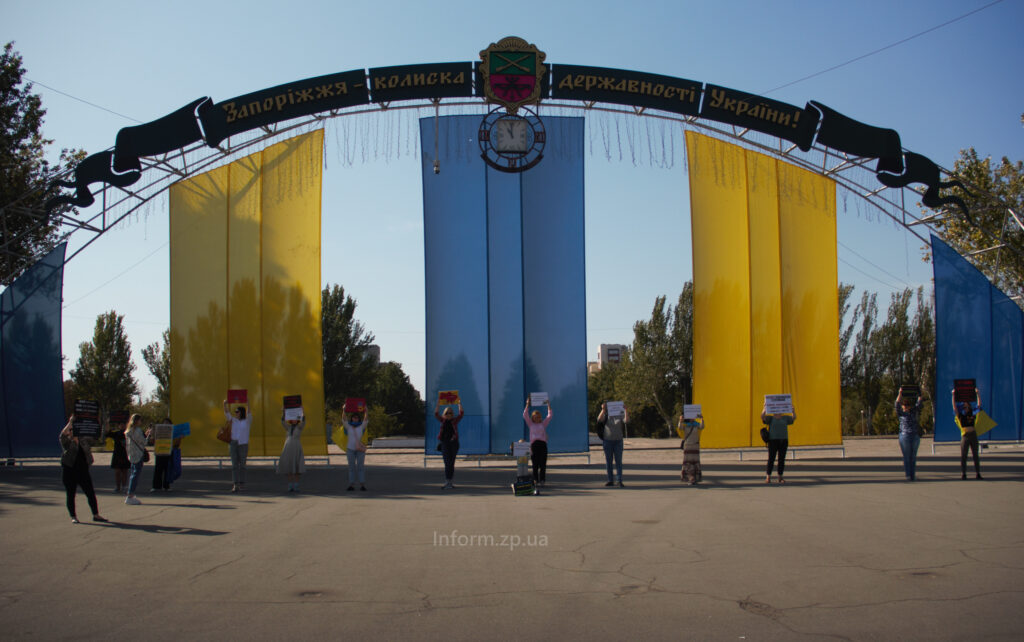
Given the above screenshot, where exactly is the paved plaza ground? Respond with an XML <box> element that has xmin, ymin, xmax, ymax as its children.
<box><xmin>1</xmin><ymin>436</ymin><xmax>1022</xmax><ymax>640</ymax></box>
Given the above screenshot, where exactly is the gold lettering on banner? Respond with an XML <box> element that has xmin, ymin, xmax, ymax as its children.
<box><xmin>708</xmin><ymin>88</ymin><xmax>802</xmax><ymax>129</ymax></box>
<box><xmin>220</xmin><ymin>77</ymin><xmax>361</xmax><ymax>126</ymax></box>
<box><xmin>558</xmin><ymin>72</ymin><xmax>697</xmax><ymax>104</ymax></box>
<box><xmin>372</xmin><ymin>70</ymin><xmax>466</xmax><ymax>92</ymax></box>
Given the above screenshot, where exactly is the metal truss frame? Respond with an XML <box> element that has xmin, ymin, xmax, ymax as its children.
<box><xmin>1</xmin><ymin>97</ymin><xmax>1020</xmax><ymax>287</ymax></box>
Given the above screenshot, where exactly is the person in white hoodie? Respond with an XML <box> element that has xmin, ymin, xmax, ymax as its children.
<box><xmin>224</xmin><ymin>400</ymin><xmax>252</xmax><ymax>492</ymax></box>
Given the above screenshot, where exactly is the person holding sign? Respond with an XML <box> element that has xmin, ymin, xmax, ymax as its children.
<box><xmin>106</xmin><ymin>420</ymin><xmax>130</xmax><ymax>493</ymax></box>
<box><xmin>344</xmin><ymin>411</ymin><xmax>368</xmax><ymax>491</ymax></box>
<box><xmin>434</xmin><ymin>399</ymin><xmax>463</xmax><ymax>490</ymax></box>
<box><xmin>761</xmin><ymin>401</ymin><xmax>795</xmax><ymax>484</ymax></box>
<box><xmin>278</xmin><ymin>406</ymin><xmax>306</xmax><ymax>492</ymax></box>
<box><xmin>223</xmin><ymin>399</ymin><xmax>252</xmax><ymax>492</ymax></box>
<box><xmin>124</xmin><ymin>414</ymin><xmax>148</xmax><ymax>505</ymax></box>
<box><xmin>524</xmin><ymin>397</ymin><xmax>553</xmax><ymax>487</ymax></box>
<box><xmin>596</xmin><ymin>401</ymin><xmax>628</xmax><ymax>487</ymax></box>
<box><xmin>952</xmin><ymin>386</ymin><xmax>984</xmax><ymax>480</ymax></box>
<box><xmin>150</xmin><ymin>418</ymin><xmax>174</xmax><ymax>492</ymax></box>
<box><xmin>677</xmin><ymin>409</ymin><xmax>705</xmax><ymax>485</ymax></box>
<box><xmin>59</xmin><ymin>417</ymin><xmax>107</xmax><ymax>523</ymax></box>
<box><xmin>895</xmin><ymin>388</ymin><xmax>924</xmax><ymax>481</ymax></box>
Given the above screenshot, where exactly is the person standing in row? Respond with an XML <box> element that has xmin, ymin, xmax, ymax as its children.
<box><xmin>524</xmin><ymin>398</ymin><xmax>553</xmax><ymax>487</ymax></box>
<box><xmin>106</xmin><ymin>420</ymin><xmax>130</xmax><ymax>493</ymax></box>
<box><xmin>953</xmin><ymin>387</ymin><xmax>983</xmax><ymax>480</ymax></box>
<box><xmin>895</xmin><ymin>389</ymin><xmax>924</xmax><ymax>481</ymax></box>
<box><xmin>223</xmin><ymin>399</ymin><xmax>252</xmax><ymax>492</ymax></box>
<box><xmin>596</xmin><ymin>402</ymin><xmax>628</xmax><ymax>487</ymax></box>
<box><xmin>762</xmin><ymin>403</ymin><xmax>796</xmax><ymax>484</ymax></box>
<box><xmin>678</xmin><ymin>412</ymin><xmax>705</xmax><ymax>485</ymax></box>
<box><xmin>278</xmin><ymin>407</ymin><xmax>306</xmax><ymax>493</ymax></box>
<box><xmin>124</xmin><ymin>414</ymin><xmax>148</xmax><ymax>505</ymax></box>
<box><xmin>435</xmin><ymin>401</ymin><xmax>463</xmax><ymax>489</ymax></box>
<box><xmin>344</xmin><ymin>411</ymin><xmax>368</xmax><ymax>492</ymax></box>
<box><xmin>151</xmin><ymin>416</ymin><xmax>173</xmax><ymax>493</ymax></box>
<box><xmin>59</xmin><ymin>417</ymin><xmax>107</xmax><ymax>524</ymax></box>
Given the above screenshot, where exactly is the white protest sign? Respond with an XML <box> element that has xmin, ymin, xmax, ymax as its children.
<box><xmin>529</xmin><ymin>392</ymin><xmax>549</xmax><ymax>406</ymax></box>
<box><xmin>764</xmin><ymin>394</ymin><xmax>793</xmax><ymax>415</ymax></box>
<box><xmin>512</xmin><ymin>441</ymin><xmax>531</xmax><ymax>457</ymax></box>
<box><xmin>606</xmin><ymin>401</ymin><xmax>625</xmax><ymax>418</ymax></box>
<box><xmin>683</xmin><ymin>404</ymin><xmax>702</xmax><ymax>419</ymax></box>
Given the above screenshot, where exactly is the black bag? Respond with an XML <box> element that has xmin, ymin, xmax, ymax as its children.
<box><xmin>436</xmin><ymin>442</ymin><xmax>443</xmax><ymax>452</ymax></box>
<box><xmin>143</xmin><ymin>449</ymin><xmax>151</xmax><ymax>463</ymax></box>
<box><xmin>760</xmin><ymin>427</ymin><xmax>770</xmax><ymax>444</ymax></box>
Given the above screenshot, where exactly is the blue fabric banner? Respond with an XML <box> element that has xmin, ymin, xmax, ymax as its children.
<box><xmin>0</xmin><ymin>243</ymin><xmax>68</xmax><ymax>458</ymax></box>
<box><xmin>421</xmin><ymin>115</ymin><xmax>588</xmax><ymax>454</ymax></box>
<box><xmin>932</xmin><ymin>235</ymin><xmax>1022</xmax><ymax>442</ymax></box>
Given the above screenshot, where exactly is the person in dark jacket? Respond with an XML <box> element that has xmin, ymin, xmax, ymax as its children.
<box><xmin>434</xmin><ymin>401</ymin><xmax>463</xmax><ymax>490</ymax></box>
<box><xmin>59</xmin><ymin>417</ymin><xmax>108</xmax><ymax>524</ymax></box>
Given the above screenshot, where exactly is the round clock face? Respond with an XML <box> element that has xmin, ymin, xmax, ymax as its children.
<box><xmin>478</xmin><ymin>106</ymin><xmax>545</xmax><ymax>172</ymax></box>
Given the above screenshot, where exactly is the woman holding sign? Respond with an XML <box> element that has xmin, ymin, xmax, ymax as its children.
<box><xmin>59</xmin><ymin>417</ymin><xmax>107</xmax><ymax>523</ymax></box>
<box><xmin>344</xmin><ymin>411</ymin><xmax>368</xmax><ymax>491</ymax></box>
<box><xmin>952</xmin><ymin>387</ymin><xmax>984</xmax><ymax>480</ymax></box>
<box><xmin>435</xmin><ymin>400</ymin><xmax>463</xmax><ymax>490</ymax></box>
<box><xmin>224</xmin><ymin>399</ymin><xmax>252</xmax><ymax>492</ymax></box>
<box><xmin>124</xmin><ymin>414</ymin><xmax>148</xmax><ymax>505</ymax></box>
<box><xmin>761</xmin><ymin>401</ymin><xmax>795</xmax><ymax>484</ymax></box>
<box><xmin>278</xmin><ymin>407</ymin><xmax>306</xmax><ymax>492</ymax></box>
<box><xmin>677</xmin><ymin>411</ymin><xmax>705</xmax><ymax>485</ymax></box>
<box><xmin>895</xmin><ymin>388</ymin><xmax>924</xmax><ymax>481</ymax></box>
<box><xmin>524</xmin><ymin>397</ymin><xmax>553</xmax><ymax>487</ymax></box>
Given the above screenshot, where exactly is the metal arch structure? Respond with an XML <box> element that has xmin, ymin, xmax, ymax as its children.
<box><xmin>1</xmin><ymin>37</ymin><xmax>1021</xmax><ymax>287</ymax></box>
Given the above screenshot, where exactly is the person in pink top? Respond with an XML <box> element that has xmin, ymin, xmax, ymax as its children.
<box><xmin>523</xmin><ymin>398</ymin><xmax>553</xmax><ymax>487</ymax></box>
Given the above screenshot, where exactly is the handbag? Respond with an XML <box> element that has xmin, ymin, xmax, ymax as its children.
<box><xmin>760</xmin><ymin>427</ymin><xmax>770</xmax><ymax>444</ymax></box>
<box><xmin>216</xmin><ymin>420</ymin><xmax>233</xmax><ymax>444</ymax></box>
<box><xmin>142</xmin><ymin>449</ymin><xmax>150</xmax><ymax>463</ymax></box>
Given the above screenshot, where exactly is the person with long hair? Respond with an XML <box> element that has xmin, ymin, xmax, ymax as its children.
<box><xmin>59</xmin><ymin>416</ymin><xmax>107</xmax><ymax>523</ymax></box>
<box><xmin>895</xmin><ymin>389</ymin><xmax>924</xmax><ymax>481</ymax></box>
<box><xmin>278</xmin><ymin>407</ymin><xmax>306</xmax><ymax>493</ymax></box>
<box><xmin>434</xmin><ymin>401</ymin><xmax>463</xmax><ymax>490</ymax></box>
<box><xmin>761</xmin><ymin>403</ymin><xmax>795</xmax><ymax>484</ymax></box>
<box><xmin>224</xmin><ymin>399</ymin><xmax>252</xmax><ymax>492</ymax></box>
<box><xmin>106</xmin><ymin>419</ymin><xmax>130</xmax><ymax>493</ymax></box>
<box><xmin>344</xmin><ymin>411</ymin><xmax>368</xmax><ymax>492</ymax></box>
<box><xmin>124</xmin><ymin>414</ymin><xmax>148</xmax><ymax>505</ymax></box>
<box><xmin>677</xmin><ymin>412</ymin><xmax>705</xmax><ymax>485</ymax></box>
<box><xmin>523</xmin><ymin>398</ymin><xmax>553</xmax><ymax>487</ymax></box>
<box><xmin>953</xmin><ymin>387</ymin><xmax>984</xmax><ymax>480</ymax></box>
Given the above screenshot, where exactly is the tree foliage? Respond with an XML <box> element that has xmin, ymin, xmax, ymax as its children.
<box><xmin>142</xmin><ymin>328</ymin><xmax>170</xmax><ymax>410</ymax></box>
<box><xmin>929</xmin><ymin>146</ymin><xmax>1024</xmax><ymax>300</ymax></box>
<box><xmin>0</xmin><ymin>42</ymin><xmax>85</xmax><ymax>284</ymax></box>
<box><xmin>70</xmin><ymin>311</ymin><xmax>138</xmax><ymax>416</ymax></box>
<box><xmin>369</xmin><ymin>361</ymin><xmax>426</xmax><ymax>436</ymax></box>
<box><xmin>322</xmin><ymin>284</ymin><xmax>376</xmax><ymax>415</ymax></box>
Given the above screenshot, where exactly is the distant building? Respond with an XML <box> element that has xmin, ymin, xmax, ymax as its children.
<box><xmin>365</xmin><ymin>344</ymin><xmax>381</xmax><ymax>365</ymax></box>
<box><xmin>589</xmin><ymin>343</ymin><xmax>627</xmax><ymax>374</ymax></box>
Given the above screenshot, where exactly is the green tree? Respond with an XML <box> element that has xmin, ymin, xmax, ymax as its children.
<box><xmin>587</xmin><ymin>359</ymin><xmax>621</xmax><ymax>434</ymax></box>
<box><xmin>141</xmin><ymin>328</ymin><xmax>170</xmax><ymax>410</ymax></box>
<box><xmin>616</xmin><ymin>285</ymin><xmax>694</xmax><ymax>436</ymax></box>
<box><xmin>322</xmin><ymin>284</ymin><xmax>375</xmax><ymax>417</ymax></box>
<box><xmin>370</xmin><ymin>361</ymin><xmax>425</xmax><ymax>436</ymax></box>
<box><xmin>0</xmin><ymin>42</ymin><xmax>85</xmax><ymax>284</ymax></box>
<box><xmin>70</xmin><ymin>311</ymin><xmax>138</xmax><ymax>417</ymax></box>
<box><xmin>846</xmin><ymin>292</ymin><xmax>881</xmax><ymax>434</ymax></box>
<box><xmin>929</xmin><ymin>146</ymin><xmax>1024</xmax><ymax>300</ymax></box>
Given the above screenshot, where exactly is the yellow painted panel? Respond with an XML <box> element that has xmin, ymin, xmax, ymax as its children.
<box><xmin>259</xmin><ymin>130</ymin><xmax>326</xmax><ymax>456</ymax></box>
<box><xmin>778</xmin><ymin>161</ymin><xmax>841</xmax><ymax>446</ymax></box>
<box><xmin>686</xmin><ymin>132</ymin><xmax>752</xmax><ymax>448</ymax></box>
<box><xmin>170</xmin><ymin>166</ymin><xmax>229</xmax><ymax>456</ymax></box>
<box><xmin>227</xmin><ymin>153</ymin><xmax>265</xmax><ymax>452</ymax></box>
<box><xmin>746</xmin><ymin>152</ymin><xmax>783</xmax><ymax>444</ymax></box>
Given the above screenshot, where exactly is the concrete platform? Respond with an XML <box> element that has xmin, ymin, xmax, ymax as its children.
<box><xmin>1</xmin><ymin>437</ymin><xmax>1022</xmax><ymax>640</ymax></box>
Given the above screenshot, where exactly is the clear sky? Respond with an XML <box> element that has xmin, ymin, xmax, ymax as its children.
<box><xmin>4</xmin><ymin>0</ymin><xmax>1023</xmax><ymax>401</ymax></box>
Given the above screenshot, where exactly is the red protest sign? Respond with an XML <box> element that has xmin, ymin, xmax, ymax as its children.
<box><xmin>227</xmin><ymin>389</ymin><xmax>248</xmax><ymax>404</ymax></box>
<box><xmin>344</xmin><ymin>397</ymin><xmax>366</xmax><ymax>413</ymax></box>
<box><xmin>283</xmin><ymin>395</ymin><xmax>302</xmax><ymax>408</ymax></box>
<box><xmin>954</xmin><ymin>379</ymin><xmax>976</xmax><ymax>402</ymax></box>
<box><xmin>438</xmin><ymin>390</ymin><xmax>460</xmax><ymax>404</ymax></box>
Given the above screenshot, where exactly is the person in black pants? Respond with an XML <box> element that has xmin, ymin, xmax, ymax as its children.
<box><xmin>434</xmin><ymin>401</ymin><xmax>463</xmax><ymax>490</ymax></box>
<box><xmin>59</xmin><ymin>417</ymin><xmax>108</xmax><ymax>524</ymax></box>
<box><xmin>953</xmin><ymin>388</ymin><xmax>983</xmax><ymax>480</ymax></box>
<box><xmin>761</xmin><ymin>403</ymin><xmax>796</xmax><ymax>484</ymax></box>
<box><xmin>151</xmin><ymin>416</ymin><xmax>172</xmax><ymax>492</ymax></box>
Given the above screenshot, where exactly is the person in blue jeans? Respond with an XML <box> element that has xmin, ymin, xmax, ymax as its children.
<box><xmin>895</xmin><ymin>388</ymin><xmax>924</xmax><ymax>481</ymax></box>
<box><xmin>596</xmin><ymin>402</ymin><xmax>628</xmax><ymax>487</ymax></box>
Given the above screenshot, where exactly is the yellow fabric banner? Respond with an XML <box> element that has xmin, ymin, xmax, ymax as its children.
<box><xmin>170</xmin><ymin>130</ymin><xmax>325</xmax><ymax>456</ymax></box>
<box><xmin>686</xmin><ymin>131</ymin><xmax>840</xmax><ymax>448</ymax></box>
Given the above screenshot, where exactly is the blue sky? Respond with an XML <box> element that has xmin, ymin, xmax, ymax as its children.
<box><xmin>5</xmin><ymin>0</ymin><xmax>1023</xmax><ymax>400</ymax></box>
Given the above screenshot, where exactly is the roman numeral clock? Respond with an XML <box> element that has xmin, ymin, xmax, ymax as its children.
<box><xmin>478</xmin><ymin>37</ymin><xmax>547</xmax><ymax>173</ymax></box>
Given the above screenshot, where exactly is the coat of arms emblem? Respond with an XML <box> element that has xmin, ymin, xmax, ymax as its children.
<box><xmin>479</xmin><ymin>37</ymin><xmax>546</xmax><ymax>114</ymax></box>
